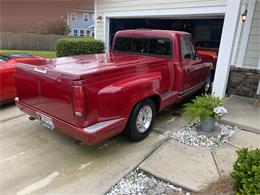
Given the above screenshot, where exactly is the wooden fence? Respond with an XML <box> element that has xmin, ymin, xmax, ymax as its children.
<box><xmin>0</xmin><ymin>32</ymin><xmax>66</xmax><ymax>51</ymax></box>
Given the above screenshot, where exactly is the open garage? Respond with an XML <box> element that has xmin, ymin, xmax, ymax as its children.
<box><xmin>109</xmin><ymin>18</ymin><xmax>224</xmax><ymax>49</ymax></box>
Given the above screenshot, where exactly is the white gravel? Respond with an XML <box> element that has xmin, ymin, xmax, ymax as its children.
<box><xmin>106</xmin><ymin>169</ymin><xmax>188</xmax><ymax>195</ymax></box>
<box><xmin>171</xmin><ymin>122</ymin><xmax>240</xmax><ymax>147</ymax></box>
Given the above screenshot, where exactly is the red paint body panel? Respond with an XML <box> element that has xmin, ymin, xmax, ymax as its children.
<box><xmin>15</xmin><ymin>30</ymin><xmax>214</xmax><ymax>145</ymax></box>
<box><xmin>0</xmin><ymin>55</ymin><xmax>46</xmax><ymax>102</ymax></box>
<box><xmin>15</xmin><ymin>98</ymin><xmax>127</xmax><ymax>145</ymax></box>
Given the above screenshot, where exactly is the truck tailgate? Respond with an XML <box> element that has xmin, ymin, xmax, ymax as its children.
<box><xmin>15</xmin><ymin>63</ymin><xmax>76</xmax><ymax>126</ymax></box>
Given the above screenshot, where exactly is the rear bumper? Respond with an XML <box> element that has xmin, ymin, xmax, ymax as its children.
<box><xmin>15</xmin><ymin>97</ymin><xmax>127</xmax><ymax>145</ymax></box>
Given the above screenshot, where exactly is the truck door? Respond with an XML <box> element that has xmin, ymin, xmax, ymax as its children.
<box><xmin>180</xmin><ymin>35</ymin><xmax>202</xmax><ymax>93</ymax></box>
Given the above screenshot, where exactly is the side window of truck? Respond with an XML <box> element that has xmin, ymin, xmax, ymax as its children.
<box><xmin>181</xmin><ymin>35</ymin><xmax>196</xmax><ymax>59</ymax></box>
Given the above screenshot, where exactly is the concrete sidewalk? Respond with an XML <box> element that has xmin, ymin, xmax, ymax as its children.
<box><xmin>139</xmin><ymin>129</ymin><xmax>260</xmax><ymax>192</ymax></box>
<box><xmin>139</xmin><ymin>95</ymin><xmax>260</xmax><ymax>192</ymax></box>
<box><xmin>222</xmin><ymin>95</ymin><xmax>260</xmax><ymax>134</ymax></box>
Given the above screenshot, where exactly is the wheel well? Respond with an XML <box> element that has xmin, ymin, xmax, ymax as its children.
<box><xmin>210</xmin><ymin>69</ymin><xmax>215</xmax><ymax>80</ymax></box>
<box><xmin>149</xmin><ymin>95</ymin><xmax>160</xmax><ymax>112</ymax></box>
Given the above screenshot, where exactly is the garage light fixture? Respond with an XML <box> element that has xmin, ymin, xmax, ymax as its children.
<box><xmin>241</xmin><ymin>9</ymin><xmax>247</xmax><ymax>23</ymax></box>
<box><xmin>97</xmin><ymin>16</ymin><xmax>102</xmax><ymax>24</ymax></box>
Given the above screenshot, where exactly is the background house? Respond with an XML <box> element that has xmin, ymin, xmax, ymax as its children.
<box><xmin>67</xmin><ymin>10</ymin><xmax>94</xmax><ymax>37</ymax></box>
<box><xmin>0</xmin><ymin>0</ymin><xmax>94</xmax><ymax>34</ymax></box>
<box><xmin>94</xmin><ymin>0</ymin><xmax>260</xmax><ymax>99</ymax></box>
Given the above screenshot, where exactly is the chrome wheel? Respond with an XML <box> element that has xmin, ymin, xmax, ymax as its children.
<box><xmin>204</xmin><ymin>76</ymin><xmax>211</xmax><ymax>92</ymax></box>
<box><xmin>136</xmin><ymin>105</ymin><xmax>153</xmax><ymax>133</ymax></box>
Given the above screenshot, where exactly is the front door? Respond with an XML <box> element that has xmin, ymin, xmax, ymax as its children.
<box><xmin>180</xmin><ymin>35</ymin><xmax>202</xmax><ymax>93</ymax></box>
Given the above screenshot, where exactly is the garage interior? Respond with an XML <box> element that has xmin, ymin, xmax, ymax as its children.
<box><xmin>109</xmin><ymin>18</ymin><xmax>224</xmax><ymax>49</ymax></box>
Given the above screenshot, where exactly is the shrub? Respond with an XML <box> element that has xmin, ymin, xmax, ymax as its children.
<box><xmin>230</xmin><ymin>148</ymin><xmax>260</xmax><ymax>194</ymax></box>
<box><xmin>183</xmin><ymin>94</ymin><xmax>225</xmax><ymax>123</ymax></box>
<box><xmin>55</xmin><ymin>38</ymin><xmax>105</xmax><ymax>57</ymax></box>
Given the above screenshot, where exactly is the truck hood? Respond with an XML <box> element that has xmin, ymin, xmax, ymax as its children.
<box><xmin>17</xmin><ymin>53</ymin><xmax>162</xmax><ymax>80</ymax></box>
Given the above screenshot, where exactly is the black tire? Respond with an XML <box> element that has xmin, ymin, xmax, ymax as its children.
<box><xmin>124</xmin><ymin>99</ymin><xmax>156</xmax><ymax>142</ymax></box>
<box><xmin>201</xmin><ymin>73</ymin><xmax>213</xmax><ymax>94</ymax></box>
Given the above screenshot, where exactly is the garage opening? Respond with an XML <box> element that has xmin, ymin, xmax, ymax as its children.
<box><xmin>109</xmin><ymin>18</ymin><xmax>224</xmax><ymax>51</ymax></box>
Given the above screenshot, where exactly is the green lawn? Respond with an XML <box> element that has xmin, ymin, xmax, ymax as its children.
<box><xmin>0</xmin><ymin>50</ymin><xmax>56</xmax><ymax>59</ymax></box>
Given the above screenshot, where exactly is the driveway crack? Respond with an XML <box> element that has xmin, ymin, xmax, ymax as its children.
<box><xmin>0</xmin><ymin>114</ymin><xmax>25</xmax><ymax>123</ymax></box>
<box><xmin>211</xmin><ymin>150</ymin><xmax>221</xmax><ymax>177</ymax></box>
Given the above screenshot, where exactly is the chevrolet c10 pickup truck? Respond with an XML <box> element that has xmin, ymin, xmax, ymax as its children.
<box><xmin>15</xmin><ymin>30</ymin><xmax>214</xmax><ymax>145</ymax></box>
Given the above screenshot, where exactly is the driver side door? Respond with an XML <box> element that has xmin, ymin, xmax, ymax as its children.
<box><xmin>180</xmin><ymin>35</ymin><xmax>203</xmax><ymax>94</ymax></box>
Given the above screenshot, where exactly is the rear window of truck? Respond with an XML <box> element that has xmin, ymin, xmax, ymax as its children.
<box><xmin>113</xmin><ymin>36</ymin><xmax>172</xmax><ymax>57</ymax></box>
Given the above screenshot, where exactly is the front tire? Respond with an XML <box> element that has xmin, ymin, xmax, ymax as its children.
<box><xmin>124</xmin><ymin>99</ymin><xmax>156</xmax><ymax>142</ymax></box>
<box><xmin>201</xmin><ymin>74</ymin><xmax>213</xmax><ymax>94</ymax></box>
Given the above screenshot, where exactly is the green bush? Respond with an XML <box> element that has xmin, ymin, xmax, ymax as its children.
<box><xmin>183</xmin><ymin>94</ymin><xmax>225</xmax><ymax>123</ymax></box>
<box><xmin>55</xmin><ymin>37</ymin><xmax>104</xmax><ymax>57</ymax></box>
<box><xmin>230</xmin><ymin>148</ymin><xmax>260</xmax><ymax>194</ymax></box>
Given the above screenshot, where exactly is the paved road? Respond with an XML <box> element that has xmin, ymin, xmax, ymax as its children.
<box><xmin>0</xmin><ymin>104</ymin><xmax>169</xmax><ymax>195</ymax></box>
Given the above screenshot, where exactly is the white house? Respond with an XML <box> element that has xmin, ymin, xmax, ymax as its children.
<box><xmin>94</xmin><ymin>0</ymin><xmax>260</xmax><ymax>99</ymax></box>
<box><xmin>67</xmin><ymin>9</ymin><xmax>95</xmax><ymax>37</ymax></box>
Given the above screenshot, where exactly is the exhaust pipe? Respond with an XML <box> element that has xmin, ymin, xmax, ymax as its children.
<box><xmin>74</xmin><ymin>139</ymin><xmax>83</xmax><ymax>145</ymax></box>
<box><xmin>29</xmin><ymin>116</ymin><xmax>36</xmax><ymax>121</ymax></box>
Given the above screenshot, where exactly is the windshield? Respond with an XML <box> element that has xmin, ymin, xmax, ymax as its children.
<box><xmin>113</xmin><ymin>36</ymin><xmax>172</xmax><ymax>57</ymax></box>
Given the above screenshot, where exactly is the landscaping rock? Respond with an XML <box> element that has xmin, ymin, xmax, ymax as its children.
<box><xmin>170</xmin><ymin>122</ymin><xmax>240</xmax><ymax>147</ymax></box>
<box><xmin>106</xmin><ymin>170</ymin><xmax>185</xmax><ymax>195</ymax></box>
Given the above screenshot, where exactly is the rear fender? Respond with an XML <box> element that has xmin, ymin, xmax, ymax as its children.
<box><xmin>97</xmin><ymin>72</ymin><xmax>162</xmax><ymax>118</ymax></box>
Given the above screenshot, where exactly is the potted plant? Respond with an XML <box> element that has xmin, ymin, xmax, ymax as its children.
<box><xmin>183</xmin><ymin>94</ymin><xmax>227</xmax><ymax>132</ymax></box>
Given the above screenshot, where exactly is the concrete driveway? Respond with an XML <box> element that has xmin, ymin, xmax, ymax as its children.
<box><xmin>0</xmin><ymin>103</ymin><xmax>168</xmax><ymax>195</ymax></box>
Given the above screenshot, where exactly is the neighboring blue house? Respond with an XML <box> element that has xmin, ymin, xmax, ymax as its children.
<box><xmin>67</xmin><ymin>9</ymin><xmax>94</xmax><ymax>37</ymax></box>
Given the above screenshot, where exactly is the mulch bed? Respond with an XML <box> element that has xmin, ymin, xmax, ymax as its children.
<box><xmin>191</xmin><ymin>176</ymin><xmax>236</xmax><ymax>195</ymax></box>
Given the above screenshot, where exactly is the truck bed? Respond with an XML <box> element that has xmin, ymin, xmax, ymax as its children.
<box><xmin>15</xmin><ymin>53</ymin><xmax>166</xmax><ymax>126</ymax></box>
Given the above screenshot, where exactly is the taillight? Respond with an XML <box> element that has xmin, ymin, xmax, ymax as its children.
<box><xmin>73</xmin><ymin>85</ymin><xmax>86</xmax><ymax>126</ymax></box>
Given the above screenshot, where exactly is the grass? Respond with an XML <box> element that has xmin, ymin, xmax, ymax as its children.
<box><xmin>0</xmin><ymin>50</ymin><xmax>56</xmax><ymax>59</ymax></box>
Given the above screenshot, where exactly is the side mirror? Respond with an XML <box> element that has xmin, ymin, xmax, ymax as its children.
<box><xmin>184</xmin><ymin>53</ymin><xmax>198</xmax><ymax>59</ymax></box>
<box><xmin>184</xmin><ymin>53</ymin><xmax>192</xmax><ymax>59</ymax></box>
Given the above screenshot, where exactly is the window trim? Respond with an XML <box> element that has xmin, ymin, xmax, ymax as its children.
<box><xmin>73</xmin><ymin>28</ymin><xmax>78</xmax><ymax>37</ymax></box>
<box><xmin>70</xmin><ymin>12</ymin><xmax>76</xmax><ymax>21</ymax></box>
<box><xmin>113</xmin><ymin>35</ymin><xmax>173</xmax><ymax>58</ymax></box>
<box><xmin>83</xmin><ymin>13</ymin><xmax>89</xmax><ymax>23</ymax></box>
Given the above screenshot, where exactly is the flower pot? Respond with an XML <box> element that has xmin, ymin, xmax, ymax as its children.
<box><xmin>200</xmin><ymin>118</ymin><xmax>216</xmax><ymax>132</ymax></box>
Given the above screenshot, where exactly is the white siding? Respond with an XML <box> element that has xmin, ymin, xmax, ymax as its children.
<box><xmin>244</xmin><ymin>0</ymin><xmax>260</xmax><ymax>68</ymax></box>
<box><xmin>96</xmin><ymin>0</ymin><xmax>227</xmax><ymax>39</ymax></box>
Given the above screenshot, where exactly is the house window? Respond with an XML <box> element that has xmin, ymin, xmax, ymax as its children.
<box><xmin>71</xmin><ymin>13</ymin><xmax>76</xmax><ymax>21</ymax></box>
<box><xmin>91</xmin><ymin>14</ymin><xmax>94</xmax><ymax>21</ymax></box>
<box><xmin>83</xmin><ymin>13</ymin><xmax>89</xmax><ymax>22</ymax></box>
<box><xmin>86</xmin><ymin>30</ymin><xmax>91</xmax><ymax>37</ymax></box>
<box><xmin>80</xmin><ymin>29</ymin><xmax>85</xmax><ymax>37</ymax></box>
<box><xmin>73</xmin><ymin>29</ymin><xmax>78</xmax><ymax>36</ymax></box>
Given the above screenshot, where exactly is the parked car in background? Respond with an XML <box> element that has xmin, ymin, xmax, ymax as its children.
<box><xmin>196</xmin><ymin>40</ymin><xmax>219</xmax><ymax>79</ymax></box>
<box><xmin>196</xmin><ymin>40</ymin><xmax>219</xmax><ymax>64</ymax></box>
<box><xmin>0</xmin><ymin>54</ymin><xmax>46</xmax><ymax>103</ymax></box>
<box><xmin>15</xmin><ymin>30</ymin><xmax>214</xmax><ymax>145</ymax></box>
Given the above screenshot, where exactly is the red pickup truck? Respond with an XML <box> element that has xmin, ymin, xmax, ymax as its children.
<box><xmin>15</xmin><ymin>30</ymin><xmax>214</xmax><ymax>145</ymax></box>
